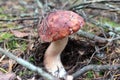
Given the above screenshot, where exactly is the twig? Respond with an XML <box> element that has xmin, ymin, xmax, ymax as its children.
<box><xmin>72</xmin><ymin>64</ymin><xmax>120</xmax><ymax>79</ymax></box>
<box><xmin>77</xmin><ymin>30</ymin><xmax>108</xmax><ymax>43</ymax></box>
<box><xmin>0</xmin><ymin>17</ymin><xmax>39</xmax><ymax>22</ymax></box>
<box><xmin>87</xmin><ymin>18</ymin><xmax>120</xmax><ymax>33</ymax></box>
<box><xmin>0</xmin><ymin>26</ymin><xmax>25</xmax><ymax>32</ymax></box>
<box><xmin>0</xmin><ymin>47</ymin><xmax>57</xmax><ymax>80</ymax></box>
<box><xmin>77</xmin><ymin>30</ymin><xmax>120</xmax><ymax>43</ymax></box>
<box><xmin>87</xmin><ymin>40</ymin><xmax>112</xmax><ymax>64</ymax></box>
<box><xmin>108</xmin><ymin>36</ymin><xmax>120</xmax><ymax>41</ymax></box>
<box><xmin>74</xmin><ymin>5</ymin><xmax>120</xmax><ymax>12</ymax></box>
<box><xmin>35</xmin><ymin>0</ymin><xmax>43</xmax><ymax>9</ymax></box>
<box><xmin>0</xmin><ymin>55</ymin><xmax>5</xmax><ymax>62</ymax></box>
<box><xmin>84</xmin><ymin>6</ymin><xmax>120</xmax><ymax>12</ymax></box>
<box><xmin>69</xmin><ymin>0</ymin><xmax>120</xmax><ymax>10</ymax></box>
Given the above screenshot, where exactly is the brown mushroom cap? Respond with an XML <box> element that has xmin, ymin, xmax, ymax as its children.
<box><xmin>38</xmin><ymin>10</ymin><xmax>85</xmax><ymax>42</ymax></box>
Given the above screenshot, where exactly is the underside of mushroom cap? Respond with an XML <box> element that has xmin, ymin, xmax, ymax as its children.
<box><xmin>38</xmin><ymin>10</ymin><xmax>85</xmax><ymax>42</ymax></box>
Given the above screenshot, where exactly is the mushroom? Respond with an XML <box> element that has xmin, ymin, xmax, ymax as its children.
<box><xmin>38</xmin><ymin>10</ymin><xmax>84</xmax><ymax>78</ymax></box>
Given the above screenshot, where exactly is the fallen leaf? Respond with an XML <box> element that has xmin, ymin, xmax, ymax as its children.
<box><xmin>0</xmin><ymin>72</ymin><xmax>16</xmax><ymax>80</ymax></box>
<box><xmin>11</xmin><ymin>30</ymin><xmax>29</xmax><ymax>38</ymax></box>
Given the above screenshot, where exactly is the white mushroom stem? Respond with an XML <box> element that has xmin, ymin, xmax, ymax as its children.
<box><xmin>44</xmin><ymin>37</ymin><xmax>68</xmax><ymax>78</ymax></box>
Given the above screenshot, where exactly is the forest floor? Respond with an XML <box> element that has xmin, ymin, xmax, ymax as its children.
<box><xmin>0</xmin><ymin>0</ymin><xmax>120</xmax><ymax>80</ymax></box>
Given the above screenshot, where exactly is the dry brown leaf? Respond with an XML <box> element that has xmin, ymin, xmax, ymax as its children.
<box><xmin>0</xmin><ymin>72</ymin><xmax>16</xmax><ymax>80</ymax></box>
<box><xmin>0</xmin><ymin>60</ymin><xmax>9</xmax><ymax>67</ymax></box>
<box><xmin>11</xmin><ymin>30</ymin><xmax>29</xmax><ymax>38</ymax></box>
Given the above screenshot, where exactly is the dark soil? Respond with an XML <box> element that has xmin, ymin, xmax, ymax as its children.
<box><xmin>13</xmin><ymin>38</ymin><xmax>95</xmax><ymax>80</ymax></box>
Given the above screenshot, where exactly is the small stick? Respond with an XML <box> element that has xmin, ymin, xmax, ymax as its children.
<box><xmin>72</xmin><ymin>64</ymin><xmax>120</xmax><ymax>79</ymax></box>
<box><xmin>69</xmin><ymin>0</ymin><xmax>120</xmax><ymax>10</ymax></box>
<box><xmin>0</xmin><ymin>47</ymin><xmax>57</xmax><ymax>80</ymax></box>
<box><xmin>77</xmin><ymin>30</ymin><xmax>108</xmax><ymax>43</ymax></box>
<box><xmin>0</xmin><ymin>17</ymin><xmax>39</xmax><ymax>22</ymax></box>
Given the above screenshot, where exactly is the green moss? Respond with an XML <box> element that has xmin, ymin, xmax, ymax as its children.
<box><xmin>0</xmin><ymin>32</ymin><xmax>27</xmax><ymax>50</ymax></box>
<box><xmin>86</xmin><ymin>71</ymin><xmax>94</xmax><ymax>78</ymax></box>
<box><xmin>0</xmin><ymin>7</ymin><xmax>4</xmax><ymax>13</ymax></box>
<box><xmin>20</xmin><ymin>42</ymin><xmax>27</xmax><ymax>51</ymax></box>
<box><xmin>20</xmin><ymin>6</ymin><xmax>27</xmax><ymax>12</ymax></box>
<box><xmin>6</xmin><ymin>40</ymin><xmax>18</xmax><ymax>49</ymax></box>
<box><xmin>0</xmin><ymin>14</ymin><xmax>8</xmax><ymax>18</ymax></box>
<box><xmin>18</xmin><ymin>70</ymin><xmax>33</xmax><ymax>77</ymax></box>
<box><xmin>100</xmin><ymin>17</ymin><xmax>120</xmax><ymax>28</ymax></box>
<box><xmin>0</xmin><ymin>32</ymin><xmax>13</xmax><ymax>42</ymax></box>
<box><xmin>6</xmin><ymin>39</ymin><xmax>27</xmax><ymax>51</ymax></box>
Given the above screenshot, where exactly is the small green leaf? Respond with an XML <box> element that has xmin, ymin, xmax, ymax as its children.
<box><xmin>29</xmin><ymin>56</ymin><xmax>35</xmax><ymax>62</ymax></box>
